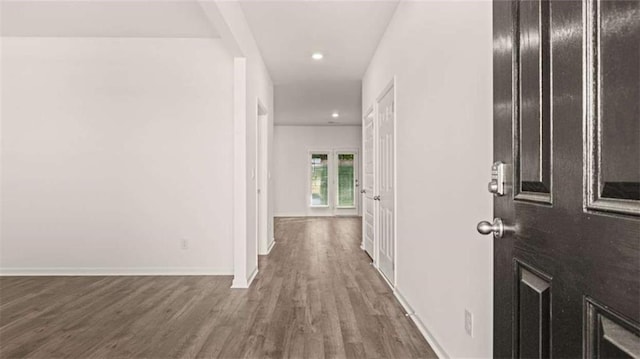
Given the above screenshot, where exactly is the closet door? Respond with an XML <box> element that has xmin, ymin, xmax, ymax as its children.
<box><xmin>362</xmin><ymin>109</ymin><xmax>376</xmax><ymax>258</ymax></box>
<box><xmin>376</xmin><ymin>82</ymin><xmax>395</xmax><ymax>284</ymax></box>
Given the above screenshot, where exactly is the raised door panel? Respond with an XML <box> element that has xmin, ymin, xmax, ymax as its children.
<box><xmin>515</xmin><ymin>262</ymin><xmax>552</xmax><ymax>358</ymax></box>
<box><xmin>585</xmin><ymin>0</ymin><xmax>640</xmax><ymax>215</ymax></box>
<box><xmin>585</xmin><ymin>298</ymin><xmax>640</xmax><ymax>358</ymax></box>
<box><xmin>514</xmin><ymin>0</ymin><xmax>552</xmax><ymax>204</ymax></box>
<box><xmin>363</xmin><ymin>111</ymin><xmax>375</xmax><ymax>257</ymax></box>
<box><xmin>376</xmin><ymin>84</ymin><xmax>395</xmax><ymax>283</ymax></box>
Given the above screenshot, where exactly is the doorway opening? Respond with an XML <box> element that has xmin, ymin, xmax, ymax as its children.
<box><xmin>306</xmin><ymin>149</ymin><xmax>360</xmax><ymax>216</ymax></box>
<box><xmin>361</xmin><ymin>79</ymin><xmax>396</xmax><ymax>287</ymax></box>
<box><xmin>256</xmin><ymin>101</ymin><xmax>271</xmax><ymax>256</ymax></box>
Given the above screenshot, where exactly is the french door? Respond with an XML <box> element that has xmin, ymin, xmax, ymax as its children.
<box><xmin>490</xmin><ymin>0</ymin><xmax>639</xmax><ymax>357</ymax></box>
<box><xmin>308</xmin><ymin>150</ymin><xmax>359</xmax><ymax>216</ymax></box>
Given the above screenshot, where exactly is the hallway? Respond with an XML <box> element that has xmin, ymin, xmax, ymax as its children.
<box><xmin>0</xmin><ymin>218</ymin><xmax>436</xmax><ymax>358</ymax></box>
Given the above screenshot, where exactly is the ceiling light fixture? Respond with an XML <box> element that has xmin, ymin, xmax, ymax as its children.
<box><xmin>331</xmin><ymin>112</ymin><xmax>339</xmax><ymax>118</ymax></box>
<box><xmin>312</xmin><ymin>52</ymin><xmax>324</xmax><ymax>60</ymax></box>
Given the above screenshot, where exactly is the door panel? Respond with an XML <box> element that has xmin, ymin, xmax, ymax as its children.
<box><xmin>377</xmin><ymin>84</ymin><xmax>395</xmax><ymax>283</ymax></box>
<box><xmin>492</xmin><ymin>0</ymin><xmax>640</xmax><ymax>357</ymax></box>
<box><xmin>515</xmin><ymin>0</ymin><xmax>552</xmax><ymax>203</ymax></box>
<box><xmin>515</xmin><ymin>262</ymin><xmax>551</xmax><ymax>358</ymax></box>
<box><xmin>585</xmin><ymin>298</ymin><xmax>640</xmax><ymax>358</ymax></box>
<box><xmin>585</xmin><ymin>0</ymin><xmax>640</xmax><ymax>215</ymax></box>
<box><xmin>363</xmin><ymin>110</ymin><xmax>375</xmax><ymax>257</ymax></box>
<box><xmin>334</xmin><ymin>152</ymin><xmax>359</xmax><ymax>216</ymax></box>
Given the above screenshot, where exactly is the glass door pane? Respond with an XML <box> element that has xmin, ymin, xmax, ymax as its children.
<box><xmin>337</xmin><ymin>154</ymin><xmax>355</xmax><ymax>207</ymax></box>
<box><xmin>310</xmin><ymin>153</ymin><xmax>329</xmax><ymax>206</ymax></box>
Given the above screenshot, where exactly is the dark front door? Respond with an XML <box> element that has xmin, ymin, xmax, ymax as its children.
<box><xmin>491</xmin><ymin>0</ymin><xmax>640</xmax><ymax>357</ymax></box>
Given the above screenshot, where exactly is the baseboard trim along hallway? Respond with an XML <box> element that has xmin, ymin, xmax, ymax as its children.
<box><xmin>266</xmin><ymin>239</ymin><xmax>276</xmax><ymax>254</ymax></box>
<box><xmin>394</xmin><ymin>289</ymin><xmax>450</xmax><ymax>359</ymax></box>
<box><xmin>369</xmin><ymin>257</ymin><xmax>448</xmax><ymax>359</ymax></box>
<box><xmin>0</xmin><ymin>267</ymin><xmax>233</xmax><ymax>276</ymax></box>
<box><xmin>231</xmin><ymin>266</ymin><xmax>259</xmax><ymax>289</ymax></box>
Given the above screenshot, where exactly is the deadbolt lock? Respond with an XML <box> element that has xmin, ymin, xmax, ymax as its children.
<box><xmin>488</xmin><ymin>161</ymin><xmax>510</xmax><ymax>196</ymax></box>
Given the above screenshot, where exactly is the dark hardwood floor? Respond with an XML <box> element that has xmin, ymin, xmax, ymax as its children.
<box><xmin>0</xmin><ymin>217</ymin><xmax>436</xmax><ymax>358</ymax></box>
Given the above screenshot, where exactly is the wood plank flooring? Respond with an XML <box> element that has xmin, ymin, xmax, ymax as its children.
<box><xmin>0</xmin><ymin>217</ymin><xmax>436</xmax><ymax>358</ymax></box>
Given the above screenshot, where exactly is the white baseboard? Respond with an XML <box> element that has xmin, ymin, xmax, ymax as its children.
<box><xmin>0</xmin><ymin>267</ymin><xmax>233</xmax><ymax>276</ymax></box>
<box><xmin>274</xmin><ymin>213</ymin><xmax>307</xmax><ymax>217</ymax></box>
<box><xmin>246</xmin><ymin>266</ymin><xmax>258</xmax><ymax>286</ymax></box>
<box><xmin>266</xmin><ymin>239</ymin><xmax>276</xmax><ymax>254</ymax></box>
<box><xmin>374</xmin><ymin>265</ymin><xmax>395</xmax><ymax>290</ymax></box>
<box><xmin>393</xmin><ymin>288</ymin><xmax>449</xmax><ymax>359</ymax></box>
<box><xmin>231</xmin><ymin>266</ymin><xmax>258</xmax><ymax>289</ymax></box>
<box><xmin>274</xmin><ymin>214</ymin><xmax>363</xmax><ymax>218</ymax></box>
<box><xmin>258</xmin><ymin>239</ymin><xmax>276</xmax><ymax>256</ymax></box>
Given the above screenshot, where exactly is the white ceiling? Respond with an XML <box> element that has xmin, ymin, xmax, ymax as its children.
<box><xmin>240</xmin><ymin>1</ymin><xmax>398</xmax><ymax>85</ymax></box>
<box><xmin>276</xmin><ymin>80</ymin><xmax>361</xmax><ymax>126</ymax></box>
<box><xmin>240</xmin><ymin>1</ymin><xmax>399</xmax><ymax>125</ymax></box>
<box><xmin>1</xmin><ymin>1</ymin><xmax>219</xmax><ymax>38</ymax></box>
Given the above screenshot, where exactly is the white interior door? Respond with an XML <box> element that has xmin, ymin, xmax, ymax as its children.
<box><xmin>376</xmin><ymin>83</ymin><xmax>395</xmax><ymax>284</ymax></box>
<box><xmin>362</xmin><ymin>110</ymin><xmax>375</xmax><ymax>257</ymax></box>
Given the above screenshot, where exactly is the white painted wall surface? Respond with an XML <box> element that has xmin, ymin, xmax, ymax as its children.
<box><xmin>212</xmin><ymin>1</ymin><xmax>274</xmax><ymax>286</ymax></box>
<box><xmin>1</xmin><ymin>38</ymin><xmax>235</xmax><ymax>275</ymax></box>
<box><xmin>362</xmin><ymin>2</ymin><xmax>493</xmax><ymax>358</ymax></box>
<box><xmin>273</xmin><ymin>125</ymin><xmax>362</xmax><ymax>217</ymax></box>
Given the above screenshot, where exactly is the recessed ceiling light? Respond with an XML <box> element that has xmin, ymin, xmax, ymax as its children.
<box><xmin>331</xmin><ymin>112</ymin><xmax>339</xmax><ymax>118</ymax></box>
<box><xmin>312</xmin><ymin>52</ymin><xmax>324</xmax><ymax>60</ymax></box>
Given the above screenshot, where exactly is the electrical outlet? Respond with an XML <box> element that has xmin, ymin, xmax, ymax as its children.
<box><xmin>181</xmin><ymin>238</ymin><xmax>189</xmax><ymax>250</ymax></box>
<box><xmin>465</xmin><ymin>309</ymin><xmax>473</xmax><ymax>337</ymax></box>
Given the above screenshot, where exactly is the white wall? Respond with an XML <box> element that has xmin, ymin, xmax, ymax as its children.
<box><xmin>273</xmin><ymin>125</ymin><xmax>362</xmax><ymax>217</ymax></box>
<box><xmin>210</xmin><ymin>2</ymin><xmax>274</xmax><ymax>287</ymax></box>
<box><xmin>0</xmin><ymin>37</ymin><xmax>235</xmax><ymax>275</ymax></box>
<box><xmin>362</xmin><ymin>2</ymin><xmax>493</xmax><ymax>358</ymax></box>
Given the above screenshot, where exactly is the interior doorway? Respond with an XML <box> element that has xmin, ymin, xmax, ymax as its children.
<box><xmin>361</xmin><ymin>79</ymin><xmax>396</xmax><ymax>286</ymax></box>
<box><xmin>256</xmin><ymin>101</ymin><xmax>270</xmax><ymax>256</ymax></box>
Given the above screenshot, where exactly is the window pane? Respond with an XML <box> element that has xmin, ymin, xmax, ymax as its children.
<box><xmin>310</xmin><ymin>154</ymin><xmax>328</xmax><ymax>206</ymax></box>
<box><xmin>338</xmin><ymin>154</ymin><xmax>355</xmax><ymax>207</ymax></box>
